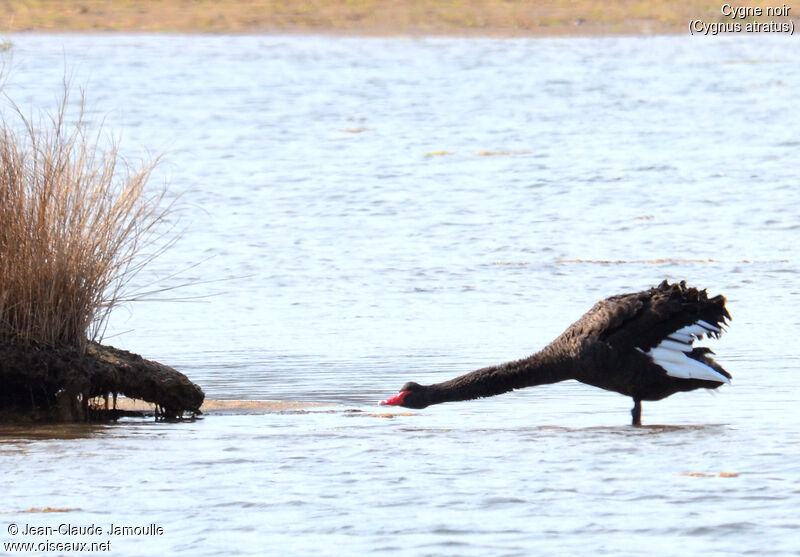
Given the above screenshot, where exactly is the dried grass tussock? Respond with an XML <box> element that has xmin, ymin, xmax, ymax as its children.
<box><xmin>0</xmin><ymin>72</ymin><xmax>204</xmax><ymax>421</ymax></box>
<box><xmin>0</xmin><ymin>85</ymin><xmax>173</xmax><ymax>351</ymax></box>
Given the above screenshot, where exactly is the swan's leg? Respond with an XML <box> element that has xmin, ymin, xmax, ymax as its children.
<box><xmin>631</xmin><ymin>398</ymin><xmax>642</xmax><ymax>426</ymax></box>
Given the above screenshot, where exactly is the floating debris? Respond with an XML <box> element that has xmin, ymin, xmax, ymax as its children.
<box><xmin>555</xmin><ymin>258</ymin><xmax>789</xmax><ymax>265</ymax></box>
<box><xmin>492</xmin><ymin>258</ymin><xmax>790</xmax><ymax>266</ymax></box>
<box><xmin>683</xmin><ymin>472</ymin><xmax>740</xmax><ymax>478</ymax></box>
<box><xmin>344</xmin><ymin>412</ymin><xmax>418</xmax><ymax>419</ymax></box>
<box><xmin>478</xmin><ymin>150</ymin><xmax>532</xmax><ymax>156</ymax></box>
<box><xmin>23</xmin><ymin>507</ymin><xmax>80</xmax><ymax>513</ymax></box>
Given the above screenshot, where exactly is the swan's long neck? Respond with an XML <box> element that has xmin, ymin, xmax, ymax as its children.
<box><xmin>424</xmin><ymin>350</ymin><xmax>572</xmax><ymax>405</ymax></box>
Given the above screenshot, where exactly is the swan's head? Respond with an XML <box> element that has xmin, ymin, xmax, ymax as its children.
<box><xmin>379</xmin><ymin>382</ymin><xmax>429</xmax><ymax>409</ymax></box>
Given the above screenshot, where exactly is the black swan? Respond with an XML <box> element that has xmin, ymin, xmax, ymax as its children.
<box><xmin>380</xmin><ymin>280</ymin><xmax>731</xmax><ymax>425</ymax></box>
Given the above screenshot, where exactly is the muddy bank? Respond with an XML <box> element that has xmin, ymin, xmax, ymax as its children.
<box><xmin>0</xmin><ymin>340</ymin><xmax>204</xmax><ymax>422</ymax></box>
<box><xmin>0</xmin><ymin>0</ymin><xmax>775</xmax><ymax>37</ymax></box>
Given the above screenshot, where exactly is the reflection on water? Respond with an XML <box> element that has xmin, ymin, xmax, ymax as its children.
<box><xmin>2</xmin><ymin>33</ymin><xmax>800</xmax><ymax>555</ymax></box>
<box><xmin>0</xmin><ymin>424</ymin><xmax>110</xmax><ymax>442</ymax></box>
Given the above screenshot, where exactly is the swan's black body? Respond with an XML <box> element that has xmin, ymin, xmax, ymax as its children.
<box><xmin>380</xmin><ymin>280</ymin><xmax>731</xmax><ymax>425</ymax></box>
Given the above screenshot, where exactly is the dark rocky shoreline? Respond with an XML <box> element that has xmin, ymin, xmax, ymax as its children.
<box><xmin>0</xmin><ymin>340</ymin><xmax>204</xmax><ymax>422</ymax></box>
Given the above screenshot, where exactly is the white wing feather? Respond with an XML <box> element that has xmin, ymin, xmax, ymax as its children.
<box><xmin>642</xmin><ymin>322</ymin><xmax>730</xmax><ymax>384</ymax></box>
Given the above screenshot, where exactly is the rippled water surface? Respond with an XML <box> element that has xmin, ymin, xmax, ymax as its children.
<box><xmin>2</xmin><ymin>34</ymin><xmax>800</xmax><ymax>555</ymax></box>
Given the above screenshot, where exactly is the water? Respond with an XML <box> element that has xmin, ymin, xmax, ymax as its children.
<box><xmin>2</xmin><ymin>33</ymin><xmax>800</xmax><ymax>555</ymax></box>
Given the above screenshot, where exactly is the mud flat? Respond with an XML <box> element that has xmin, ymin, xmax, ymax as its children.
<box><xmin>5</xmin><ymin>0</ymin><xmax>793</xmax><ymax>36</ymax></box>
<box><xmin>114</xmin><ymin>397</ymin><xmax>329</xmax><ymax>415</ymax></box>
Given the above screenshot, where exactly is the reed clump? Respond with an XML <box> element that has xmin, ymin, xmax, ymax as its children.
<box><xmin>0</xmin><ymin>73</ymin><xmax>204</xmax><ymax>422</ymax></box>
<box><xmin>0</xmin><ymin>86</ymin><xmax>172</xmax><ymax>352</ymax></box>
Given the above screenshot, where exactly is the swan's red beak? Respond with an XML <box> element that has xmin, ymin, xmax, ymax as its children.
<box><xmin>379</xmin><ymin>390</ymin><xmax>410</xmax><ymax>406</ymax></box>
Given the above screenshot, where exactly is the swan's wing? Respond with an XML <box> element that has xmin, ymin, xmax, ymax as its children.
<box><xmin>602</xmin><ymin>280</ymin><xmax>730</xmax><ymax>352</ymax></box>
<box><xmin>560</xmin><ymin>280</ymin><xmax>730</xmax><ymax>353</ymax></box>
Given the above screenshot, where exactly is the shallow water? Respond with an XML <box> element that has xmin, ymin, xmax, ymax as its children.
<box><xmin>2</xmin><ymin>33</ymin><xmax>800</xmax><ymax>555</ymax></box>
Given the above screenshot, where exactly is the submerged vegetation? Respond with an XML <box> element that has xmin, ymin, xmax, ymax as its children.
<box><xmin>0</xmin><ymin>70</ymin><xmax>203</xmax><ymax>421</ymax></box>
